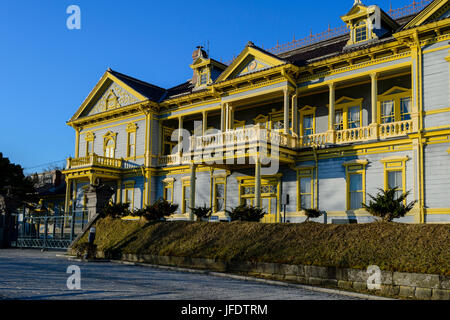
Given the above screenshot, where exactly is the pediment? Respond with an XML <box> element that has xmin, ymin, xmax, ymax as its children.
<box><xmin>380</xmin><ymin>86</ymin><xmax>410</xmax><ymax>96</ymax></box>
<box><xmin>71</xmin><ymin>71</ymin><xmax>146</xmax><ymax>121</ymax></box>
<box><xmin>335</xmin><ymin>96</ymin><xmax>362</xmax><ymax>105</ymax></box>
<box><xmin>404</xmin><ymin>0</ymin><xmax>449</xmax><ymax>29</ymax></box>
<box><xmin>341</xmin><ymin>4</ymin><xmax>371</xmax><ymax>23</ymax></box>
<box><xmin>215</xmin><ymin>45</ymin><xmax>286</xmax><ymax>83</ymax></box>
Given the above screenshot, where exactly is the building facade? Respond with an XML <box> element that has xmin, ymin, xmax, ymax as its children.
<box><xmin>63</xmin><ymin>0</ymin><xmax>450</xmax><ymax>224</ymax></box>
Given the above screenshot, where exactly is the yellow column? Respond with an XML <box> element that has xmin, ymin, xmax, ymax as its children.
<box><xmin>292</xmin><ymin>94</ymin><xmax>298</xmax><ymax>136</ymax></box>
<box><xmin>370</xmin><ymin>72</ymin><xmax>379</xmax><ymax>139</ymax></box>
<box><xmin>75</xmin><ymin>128</ymin><xmax>80</xmax><ymax>158</ymax></box>
<box><xmin>189</xmin><ymin>164</ymin><xmax>196</xmax><ymax>221</ymax></box>
<box><xmin>64</xmin><ymin>177</ymin><xmax>71</xmax><ymax>214</ymax></box>
<box><xmin>283</xmin><ymin>89</ymin><xmax>290</xmax><ymax>135</ymax></box>
<box><xmin>254</xmin><ymin>156</ymin><xmax>261</xmax><ymax>208</ymax></box>
<box><xmin>202</xmin><ymin>111</ymin><xmax>207</xmax><ymax>136</ymax></box>
<box><xmin>220</xmin><ymin>104</ymin><xmax>225</xmax><ymax>132</ymax></box>
<box><xmin>327</xmin><ymin>83</ymin><xmax>336</xmax><ymax>143</ymax></box>
<box><xmin>178</xmin><ymin>116</ymin><xmax>183</xmax><ymax>156</ymax></box>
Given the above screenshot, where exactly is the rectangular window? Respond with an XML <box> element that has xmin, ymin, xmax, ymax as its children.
<box><xmin>381</xmin><ymin>100</ymin><xmax>395</xmax><ymax>123</ymax></box>
<box><xmin>297</xmin><ymin>168</ymin><xmax>314</xmax><ymax>211</ymax></box>
<box><xmin>349</xmin><ymin>173</ymin><xmax>363</xmax><ymax>210</ymax></box>
<box><xmin>182</xmin><ymin>185</ymin><xmax>190</xmax><ymax>214</ymax></box>
<box><xmin>335</xmin><ymin>109</ymin><xmax>344</xmax><ymax>131</ymax></box>
<box><xmin>355</xmin><ymin>22</ymin><xmax>367</xmax><ymax>43</ymax></box>
<box><xmin>127</xmin><ymin>132</ymin><xmax>136</xmax><ymax>158</ymax></box>
<box><xmin>86</xmin><ymin>141</ymin><xmax>93</xmax><ymax>156</ymax></box>
<box><xmin>123</xmin><ymin>185</ymin><xmax>134</xmax><ymax>209</ymax></box>
<box><xmin>348</xmin><ymin>106</ymin><xmax>361</xmax><ymax>129</ymax></box>
<box><xmin>164</xmin><ymin>186</ymin><xmax>173</xmax><ymax>203</ymax></box>
<box><xmin>300</xmin><ymin>177</ymin><xmax>312</xmax><ymax>209</ymax></box>
<box><xmin>302</xmin><ymin>114</ymin><xmax>314</xmax><ymax>136</ymax></box>
<box><xmin>388</xmin><ymin>170</ymin><xmax>403</xmax><ymax>200</ymax></box>
<box><xmin>214</xmin><ymin>181</ymin><xmax>225</xmax><ymax>213</ymax></box>
<box><xmin>400</xmin><ymin>97</ymin><xmax>411</xmax><ymax>121</ymax></box>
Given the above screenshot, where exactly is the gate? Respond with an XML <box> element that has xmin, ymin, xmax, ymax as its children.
<box><xmin>10</xmin><ymin>209</ymin><xmax>88</xmax><ymax>250</ymax></box>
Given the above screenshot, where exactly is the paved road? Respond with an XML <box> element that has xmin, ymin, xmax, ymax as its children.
<box><xmin>0</xmin><ymin>249</ymin><xmax>362</xmax><ymax>300</ymax></box>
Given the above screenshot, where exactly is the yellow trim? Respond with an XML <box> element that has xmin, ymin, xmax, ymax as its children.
<box><xmin>71</xmin><ymin>71</ymin><xmax>148</xmax><ymax>122</ymax></box>
<box><xmin>424</xmin><ymin>107</ymin><xmax>450</xmax><ymax>115</ymax></box>
<box><xmin>422</xmin><ymin>44</ymin><xmax>450</xmax><ymax>55</ymax></box>
<box><xmin>332</xmin><ymin>97</ymin><xmax>363</xmax><ymax>130</ymax></box>
<box><xmin>181</xmin><ymin>178</ymin><xmax>191</xmax><ymax>214</ymax></box>
<box><xmin>103</xmin><ymin>131</ymin><xmax>117</xmax><ymax>158</ymax></box>
<box><xmin>237</xmin><ymin>174</ymin><xmax>282</xmax><ymax>223</ymax></box>
<box><xmin>216</xmin><ymin>46</ymin><xmax>286</xmax><ymax>83</ymax></box>
<box><xmin>296</xmin><ymin>167</ymin><xmax>315</xmax><ymax>212</ymax></box>
<box><xmin>123</xmin><ymin>181</ymin><xmax>135</xmax><ymax>210</ymax></box>
<box><xmin>343</xmin><ymin>160</ymin><xmax>368</xmax><ymax>211</ymax></box>
<box><xmin>299</xmin><ymin>106</ymin><xmax>316</xmax><ymax>136</ymax></box>
<box><xmin>162</xmin><ymin>178</ymin><xmax>174</xmax><ymax>203</ymax></box>
<box><xmin>404</xmin><ymin>0</ymin><xmax>449</xmax><ymax>29</ymax></box>
<box><xmin>377</xmin><ymin>86</ymin><xmax>412</xmax><ymax>123</ymax></box>
<box><xmin>212</xmin><ymin>176</ymin><xmax>227</xmax><ymax>214</ymax></box>
<box><xmin>381</xmin><ymin>156</ymin><xmax>409</xmax><ymax>200</ymax></box>
<box><xmin>425</xmin><ymin>208</ymin><xmax>450</xmax><ymax>215</ymax></box>
<box><xmin>125</xmin><ymin>123</ymin><xmax>138</xmax><ymax>160</ymax></box>
<box><xmin>84</xmin><ymin>132</ymin><xmax>95</xmax><ymax>157</ymax></box>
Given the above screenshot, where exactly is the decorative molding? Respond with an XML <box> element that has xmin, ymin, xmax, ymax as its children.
<box><xmin>342</xmin><ymin>159</ymin><xmax>369</xmax><ymax>167</ymax></box>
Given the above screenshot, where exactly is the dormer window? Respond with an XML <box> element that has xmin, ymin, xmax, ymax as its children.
<box><xmin>199</xmin><ymin>69</ymin><xmax>209</xmax><ymax>86</ymax></box>
<box><xmin>354</xmin><ymin>20</ymin><xmax>367</xmax><ymax>43</ymax></box>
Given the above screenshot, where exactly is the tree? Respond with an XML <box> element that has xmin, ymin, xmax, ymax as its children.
<box><xmin>0</xmin><ymin>153</ymin><xmax>36</xmax><ymax>248</ymax></box>
<box><xmin>190</xmin><ymin>205</ymin><xmax>212</xmax><ymax>221</ymax></box>
<box><xmin>99</xmin><ymin>202</ymin><xmax>131</xmax><ymax>219</ymax></box>
<box><xmin>226</xmin><ymin>204</ymin><xmax>266</xmax><ymax>222</ymax></box>
<box><xmin>362</xmin><ymin>188</ymin><xmax>416</xmax><ymax>222</ymax></box>
<box><xmin>303</xmin><ymin>208</ymin><xmax>324</xmax><ymax>222</ymax></box>
<box><xmin>132</xmin><ymin>199</ymin><xmax>178</xmax><ymax>222</ymax></box>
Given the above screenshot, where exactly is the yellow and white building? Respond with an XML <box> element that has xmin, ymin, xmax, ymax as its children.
<box><xmin>63</xmin><ymin>0</ymin><xmax>450</xmax><ymax>224</ymax></box>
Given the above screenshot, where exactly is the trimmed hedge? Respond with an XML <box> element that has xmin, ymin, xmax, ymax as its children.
<box><xmin>76</xmin><ymin>218</ymin><xmax>450</xmax><ymax>276</ymax></box>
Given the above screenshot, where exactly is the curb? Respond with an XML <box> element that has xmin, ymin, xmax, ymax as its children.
<box><xmin>108</xmin><ymin>260</ymin><xmax>393</xmax><ymax>300</ymax></box>
<box><xmin>56</xmin><ymin>253</ymin><xmax>393</xmax><ymax>300</ymax></box>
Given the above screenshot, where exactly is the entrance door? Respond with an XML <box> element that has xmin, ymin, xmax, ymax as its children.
<box><xmin>240</xmin><ymin>183</ymin><xmax>279</xmax><ymax>223</ymax></box>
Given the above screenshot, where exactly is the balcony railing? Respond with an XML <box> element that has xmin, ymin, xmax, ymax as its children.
<box><xmin>379</xmin><ymin>120</ymin><xmax>413</xmax><ymax>139</ymax></box>
<box><xmin>157</xmin><ymin>120</ymin><xmax>413</xmax><ymax>166</ymax></box>
<box><xmin>66</xmin><ymin>154</ymin><xmax>140</xmax><ymax>170</ymax></box>
<box><xmin>159</xmin><ymin>126</ymin><xmax>297</xmax><ymax>166</ymax></box>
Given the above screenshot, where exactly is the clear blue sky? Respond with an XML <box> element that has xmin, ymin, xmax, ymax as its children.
<box><xmin>0</xmin><ymin>0</ymin><xmax>414</xmax><ymax>173</ymax></box>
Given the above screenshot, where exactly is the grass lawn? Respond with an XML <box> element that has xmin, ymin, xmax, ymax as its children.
<box><xmin>75</xmin><ymin>218</ymin><xmax>450</xmax><ymax>276</ymax></box>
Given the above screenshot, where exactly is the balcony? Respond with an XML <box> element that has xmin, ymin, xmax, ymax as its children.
<box><xmin>299</xmin><ymin>119</ymin><xmax>414</xmax><ymax>148</ymax></box>
<box><xmin>157</xmin><ymin>119</ymin><xmax>414</xmax><ymax>166</ymax></box>
<box><xmin>66</xmin><ymin>154</ymin><xmax>141</xmax><ymax>170</ymax></box>
<box><xmin>158</xmin><ymin>125</ymin><xmax>297</xmax><ymax>166</ymax></box>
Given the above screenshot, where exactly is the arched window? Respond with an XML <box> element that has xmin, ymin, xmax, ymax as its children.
<box><xmin>103</xmin><ymin>131</ymin><xmax>117</xmax><ymax>158</ymax></box>
<box><xmin>105</xmin><ymin>139</ymin><xmax>115</xmax><ymax>158</ymax></box>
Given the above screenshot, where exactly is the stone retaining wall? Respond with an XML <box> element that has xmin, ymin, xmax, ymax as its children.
<box><xmin>93</xmin><ymin>252</ymin><xmax>449</xmax><ymax>300</ymax></box>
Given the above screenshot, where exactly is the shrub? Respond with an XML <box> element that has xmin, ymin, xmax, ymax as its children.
<box><xmin>72</xmin><ymin>242</ymin><xmax>97</xmax><ymax>259</ymax></box>
<box><xmin>133</xmin><ymin>199</ymin><xmax>179</xmax><ymax>222</ymax></box>
<box><xmin>362</xmin><ymin>188</ymin><xmax>416</xmax><ymax>222</ymax></box>
<box><xmin>100</xmin><ymin>202</ymin><xmax>131</xmax><ymax>219</ymax></box>
<box><xmin>190</xmin><ymin>205</ymin><xmax>212</xmax><ymax>221</ymax></box>
<box><xmin>226</xmin><ymin>204</ymin><xmax>266</xmax><ymax>222</ymax></box>
<box><xmin>303</xmin><ymin>208</ymin><xmax>324</xmax><ymax>222</ymax></box>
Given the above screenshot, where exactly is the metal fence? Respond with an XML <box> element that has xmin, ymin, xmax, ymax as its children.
<box><xmin>10</xmin><ymin>209</ymin><xmax>88</xmax><ymax>250</ymax></box>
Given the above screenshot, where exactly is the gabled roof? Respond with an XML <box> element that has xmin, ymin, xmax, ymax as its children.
<box><xmin>403</xmin><ymin>0</ymin><xmax>449</xmax><ymax>29</ymax></box>
<box><xmin>108</xmin><ymin>69</ymin><xmax>166</xmax><ymax>102</ymax></box>
<box><xmin>214</xmin><ymin>42</ymin><xmax>287</xmax><ymax>83</ymax></box>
